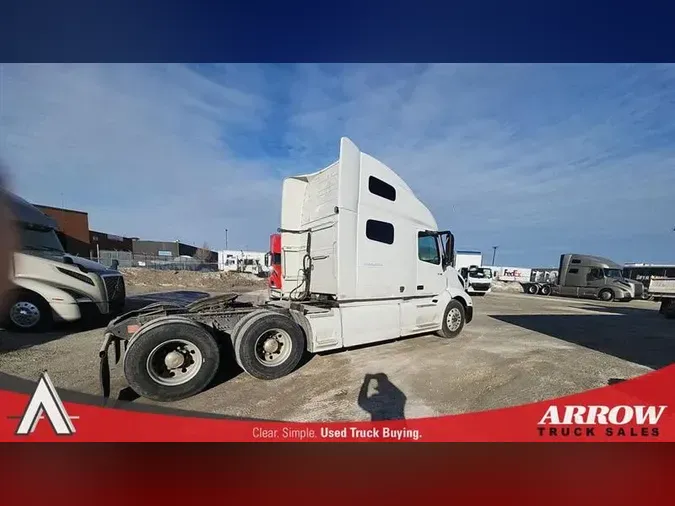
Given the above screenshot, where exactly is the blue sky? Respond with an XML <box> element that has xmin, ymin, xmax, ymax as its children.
<box><xmin>1</xmin><ymin>63</ymin><xmax>674</xmax><ymax>266</ymax></box>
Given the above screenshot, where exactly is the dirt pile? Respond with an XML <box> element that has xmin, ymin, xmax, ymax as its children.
<box><xmin>491</xmin><ymin>280</ymin><xmax>524</xmax><ymax>293</ymax></box>
<box><xmin>120</xmin><ymin>268</ymin><xmax>268</xmax><ymax>292</ymax></box>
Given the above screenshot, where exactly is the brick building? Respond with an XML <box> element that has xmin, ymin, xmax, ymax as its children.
<box><xmin>31</xmin><ymin>201</ymin><xmax>215</xmax><ymax>264</ymax></box>
<box><xmin>35</xmin><ymin>204</ymin><xmax>91</xmax><ymax>257</ymax></box>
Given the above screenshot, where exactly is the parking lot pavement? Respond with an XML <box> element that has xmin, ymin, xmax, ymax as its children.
<box><xmin>0</xmin><ymin>291</ymin><xmax>671</xmax><ymax>422</ymax></box>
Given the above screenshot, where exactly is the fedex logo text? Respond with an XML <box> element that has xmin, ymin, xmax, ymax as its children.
<box><xmin>537</xmin><ymin>405</ymin><xmax>667</xmax><ymax>439</ymax></box>
<box><xmin>503</xmin><ymin>269</ymin><xmax>521</xmax><ymax>277</ymax></box>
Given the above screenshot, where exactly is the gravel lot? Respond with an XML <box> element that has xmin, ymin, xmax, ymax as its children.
<box><xmin>1</xmin><ymin>289</ymin><xmax>671</xmax><ymax>422</ymax></box>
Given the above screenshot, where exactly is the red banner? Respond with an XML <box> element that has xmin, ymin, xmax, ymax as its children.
<box><xmin>1</xmin><ymin>364</ymin><xmax>673</xmax><ymax>442</ymax></box>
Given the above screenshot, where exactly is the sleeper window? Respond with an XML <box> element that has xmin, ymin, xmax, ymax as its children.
<box><xmin>368</xmin><ymin>176</ymin><xmax>396</xmax><ymax>202</ymax></box>
<box><xmin>366</xmin><ymin>220</ymin><xmax>394</xmax><ymax>245</ymax></box>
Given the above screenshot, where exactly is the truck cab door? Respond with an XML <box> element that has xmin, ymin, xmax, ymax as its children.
<box><xmin>459</xmin><ymin>267</ymin><xmax>469</xmax><ymax>289</ymax></box>
<box><xmin>559</xmin><ymin>267</ymin><xmax>582</xmax><ymax>297</ymax></box>
<box><xmin>401</xmin><ymin>231</ymin><xmax>445</xmax><ymax>335</ymax></box>
<box><xmin>582</xmin><ymin>268</ymin><xmax>603</xmax><ymax>298</ymax></box>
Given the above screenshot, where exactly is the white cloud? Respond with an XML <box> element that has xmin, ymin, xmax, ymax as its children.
<box><xmin>1</xmin><ymin>63</ymin><xmax>674</xmax><ymax>264</ymax></box>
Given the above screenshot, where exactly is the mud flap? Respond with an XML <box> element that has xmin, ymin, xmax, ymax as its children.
<box><xmin>99</xmin><ymin>333</ymin><xmax>124</xmax><ymax>399</ymax></box>
<box><xmin>466</xmin><ymin>305</ymin><xmax>474</xmax><ymax>324</ymax></box>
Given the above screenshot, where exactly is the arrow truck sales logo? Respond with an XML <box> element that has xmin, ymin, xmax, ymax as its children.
<box><xmin>538</xmin><ymin>405</ymin><xmax>667</xmax><ymax>438</ymax></box>
<box><xmin>9</xmin><ymin>372</ymin><xmax>78</xmax><ymax>436</ymax></box>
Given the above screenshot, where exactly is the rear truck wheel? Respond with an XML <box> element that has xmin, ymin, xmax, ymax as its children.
<box><xmin>123</xmin><ymin>318</ymin><xmax>220</xmax><ymax>402</ymax></box>
<box><xmin>661</xmin><ymin>299</ymin><xmax>675</xmax><ymax>319</ymax></box>
<box><xmin>2</xmin><ymin>291</ymin><xmax>52</xmax><ymax>332</ymax></box>
<box><xmin>539</xmin><ymin>284</ymin><xmax>552</xmax><ymax>296</ymax></box>
<box><xmin>526</xmin><ymin>284</ymin><xmax>539</xmax><ymax>295</ymax></box>
<box><xmin>599</xmin><ymin>289</ymin><xmax>614</xmax><ymax>302</ymax></box>
<box><xmin>234</xmin><ymin>312</ymin><xmax>305</xmax><ymax>380</ymax></box>
<box><xmin>438</xmin><ymin>300</ymin><xmax>466</xmax><ymax>339</ymax></box>
<box><xmin>228</xmin><ymin>309</ymin><xmax>276</xmax><ymax>369</ymax></box>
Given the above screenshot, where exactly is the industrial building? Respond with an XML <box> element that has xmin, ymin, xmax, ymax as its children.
<box><xmin>35</xmin><ymin>204</ymin><xmax>91</xmax><ymax>257</ymax></box>
<box><xmin>132</xmin><ymin>240</ymin><xmax>217</xmax><ymax>262</ymax></box>
<box><xmin>28</xmin><ymin>199</ymin><xmax>221</xmax><ymax>266</ymax></box>
<box><xmin>89</xmin><ymin>230</ymin><xmax>134</xmax><ymax>253</ymax></box>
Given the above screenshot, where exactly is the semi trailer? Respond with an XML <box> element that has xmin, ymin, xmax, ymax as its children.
<box><xmin>650</xmin><ymin>278</ymin><xmax>675</xmax><ymax>319</ymax></box>
<box><xmin>622</xmin><ymin>263</ymin><xmax>675</xmax><ymax>300</ymax></box>
<box><xmin>2</xmin><ymin>191</ymin><xmax>126</xmax><ymax>332</ymax></box>
<box><xmin>98</xmin><ymin>137</ymin><xmax>474</xmax><ymax>402</ymax></box>
<box><xmin>521</xmin><ymin>253</ymin><xmax>643</xmax><ymax>302</ymax></box>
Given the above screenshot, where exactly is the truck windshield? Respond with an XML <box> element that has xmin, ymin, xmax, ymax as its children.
<box><xmin>468</xmin><ymin>268</ymin><xmax>492</xmax><ymax>279</ymax></box>
<box><xmin>18</xmin><ymin>224</ymin><xmax>65</xmax><ymax>255</ymax></box>
<box><xmin>604</xmin><ymin>268</ymin><xmax>623</xmax><ymax>279</ymax></box>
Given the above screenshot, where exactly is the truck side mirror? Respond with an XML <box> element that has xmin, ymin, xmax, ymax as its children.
<box><xmin>444</xmin><ymin>234</ymin><xmax>455</xmax><ymax>268</ymax></box>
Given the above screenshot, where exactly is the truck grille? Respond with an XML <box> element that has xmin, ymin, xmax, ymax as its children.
<box><xmin>473</xmin><ymin>284</ymin><xmax>491</xmax><ymax>291</ymax></box>
<box><xmin>103</xmin><ymin>275</ymin><xmax>126</xmax><ymax>311</ymax></box>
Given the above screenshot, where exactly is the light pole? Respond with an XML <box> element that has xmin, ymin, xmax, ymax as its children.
<box><xmin>225</xmin><ymin>229</ymin><xmax>228</xmax><ymax>250</ymax></box>
<box><xmin>492</xmin><ymin>246</ymin><xmax>499</xmax><ymax>266</ymax></box>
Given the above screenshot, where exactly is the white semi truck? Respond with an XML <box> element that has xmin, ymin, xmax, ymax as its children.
<box><xmin>99</xmin><ymin>137</ymin><xmax>474</xmax><ymax>402</ymax></box>
<box><xmin>3</xmin><ymin>191</ymin><xmax>126</xmax><ymax>332</ymax></box>
<box><xmin>455</xmin><ymin>251</ymin><xmax>493</xmax><ymax>295</ymax></box>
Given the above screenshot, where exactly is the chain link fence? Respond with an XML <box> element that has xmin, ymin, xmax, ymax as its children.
<box><xmin>93</xmin><ymin>250</ymin><xmax>220</xmax><ymax>272</ymax></box>
<box><xmin>93</xmin><ymin>250</ymin><xmax>269</xmax><ymax>276</ymax></box>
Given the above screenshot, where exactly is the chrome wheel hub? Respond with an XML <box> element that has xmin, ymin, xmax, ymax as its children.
<box><xmin>255</xmin><ymin>329</ymin><xmax>292</xmax><ymax>366</ymax></box>
<box><xmin>164</xmin><ymin>351</ymin><xmax>185</xmax><ymax>369</ymax></box>
<box><xmin>147</xmin><ymin>340</ymin><xmax>203</xmax><ymax>386</ymax></box>
<box><xmin>446</xmin><ymin>308</ymin><xmax>462</xmax><ymax>332</ymax></box>
<box><xmin>10</xmin><ymin>301</ymin><xmax>41</xmax><ymax>329</ymax></box>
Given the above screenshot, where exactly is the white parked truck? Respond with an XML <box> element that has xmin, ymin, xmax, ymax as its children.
<box><xmin>99</xmin><ymin>137</ymin><xmax>474</xmax><ymax>402</ymax></box>
<box><xmin>650</xmin><ymin>278</ymin><xmax>675</xmax><ymax>319</ymax></box>
<box><xmin>3</xmin><ymin>191</ymin><xmax>126</xmax><ymax>332</ymax></box>
<box><xmin>455</xmin><ymin>251</ymin><xmax>493</xmax><ymax>295</ymax></box>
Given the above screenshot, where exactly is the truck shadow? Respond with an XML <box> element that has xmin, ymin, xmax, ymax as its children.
<box><xmin>357</xmin><ymin>373</ymin><xmax>407</xmax><ymax>421</ymax></box>
<box><xmin>125</xmin><ymin>290</ymin><xmax>211</xmax><ymax>309</ymax></box>
<box><xmin>1</xmin><ymin>306</ymin><xmax>121</xmax><ymax>353</ymax></box>
<box><xmin>490</xmin><ymin>304</ymin><xmax>674</xmax><ymax>370</ymax></box>
<box><xmin>0</xmin><ymin>291</ymin><xmax>211</xmax><ymax>354</ymax></box>
<box><xmin>0</xmin><ymin>324</ymin><xmax>73</xmax><ymax>353</ymax></box>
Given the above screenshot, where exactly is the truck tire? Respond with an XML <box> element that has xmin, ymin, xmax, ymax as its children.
<box><xmin>661</xmin><ymin>299</ymin><xmax>675</xmax><ymax>319</ymax></box>
<box><xmin>539</xmin><ymin>284</ymin><xmax>552</xmax><ymax>296</ymax></box>
<box><xmin>234</xmin><ymin>312</ymin><xmax>305</xmax><ymax>380</ymax></box>
<box><xmin>228</xmin><ymin>309</ymin><xmax>277</xmax><ymax>369</ymax></box>
<box><xmin>123</xmin><ymin>319</ymin><xmax>220</xmax><ymax>402</ymax></box>
<box><xmin>2</xmin><ymin>291</ymin><xmax>53</xmax><ymax>333</ymax></box>
<box><xmin>438</xmin><ymin>300</ymin><xmax>466</xmax><ymax>339</ymax></box>
<box><xmin>526</xmin><ymin>284</ymin><xmax>539</xmax><ymax>295</ymax></box>
<box><xmin>598</xmin><ymin>289</ymin><xmax>614</xmax><ymax>302</ymax></box>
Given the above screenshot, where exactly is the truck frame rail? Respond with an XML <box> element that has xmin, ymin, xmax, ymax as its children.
<box><xmin>98</xmin><ymin>294</ymin><xmax>260</xmax><ymax>398</ymax></box>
